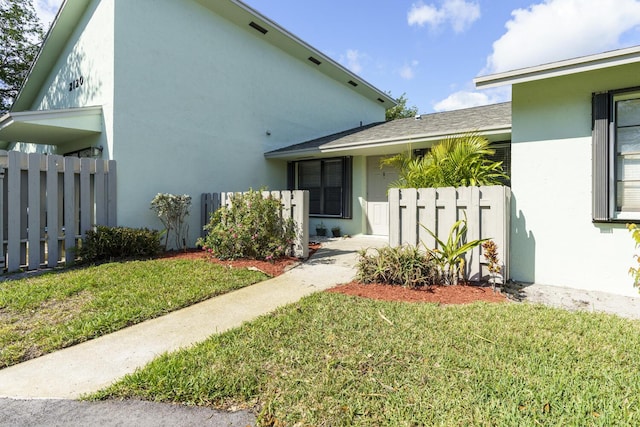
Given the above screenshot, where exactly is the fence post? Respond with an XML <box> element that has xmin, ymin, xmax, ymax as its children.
<box><xmin>293</xmin><ymin>190</ymin><xmax>309</xmax><ymax>258</ymax></box>
<box><xmin>388</xmin><ymin>188</ymin><xmax>400</xmax><ymax>246</ymax></box>
<box><xmin>0</xmin><ymin>165</ymin><xmax>4</xmax><ymax>269</ymax></box>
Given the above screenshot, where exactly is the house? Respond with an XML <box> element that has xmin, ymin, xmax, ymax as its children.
<box><xmin>475</xmin><ymin>46</ymin><xmax>640</xmax><ymax>298</ymax></box>
<box><xmin>267</xmin><ymin>102</ymin><xmax>512</xmax><ymax>236</ymax></box>
<box><xmin>0</xmin><ymin>0</ymin><xmax>395</xmax><ymax>243</ymax></box>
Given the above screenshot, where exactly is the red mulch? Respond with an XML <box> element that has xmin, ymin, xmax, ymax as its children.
<box><xmin>326</xmin><ymin>281</ymin><xmax>507</xmax><ymax>305</ymax></box>
<box><xmin>161</xmin><ymin>243</ymin><xmax>507</xmax><ymax>305</ymax></box>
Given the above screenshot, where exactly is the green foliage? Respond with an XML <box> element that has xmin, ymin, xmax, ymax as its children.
<box><xmin>76</xmin><ymin>226</ymin><xmax>163</xmax><ymax>263</ymax></box>
<box><xmin>150</xmin><ymin>193</ymin><xmax>191</xmax><ymax>250</ymax></box>
<box><xmin>356</xmin><ymin>245</ymin><xmax>439</xmax><ymax>288</ymax></box>
<box><xmin>381</xmin><ymin>133</ymin><xmax>508</xmax><ymax>188</ymax></box>
<box><xmin>198</xmin><ymin>189</ymin><xmax>297</xmax><ymax>261</ymax></box>
<box><xmin>422</xmin><ymin>216</ymin><xmax>488</xmax><ymax>285</ymax></box>
<box><xmin>482</xmin><ymin>239</ymin><xmax>501</xmax><ymax>291</ymax></box>
<box><xmin>627</xmin><ymin>223</ymin><xmax>640</xmax><ymax>291</ymax></box>
<box><xmin>0</xmin><ymin>0</ymin><xmax>44</xmax><ymax>113</ymax></box>
<box><xmin>385</xmin><ymin>92</ymin><xmax>418</xmax><ymax>121</ymax></box>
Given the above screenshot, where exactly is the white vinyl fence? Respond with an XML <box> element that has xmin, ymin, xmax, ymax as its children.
<box><xmin>201</xmin><ymin>190</ymin><xmax>309</xmax><ymax>258</ymax></box>
<box><xmin>0</xmin><ymin>151</ymin><xmax>117</xmax><ymax>272</ymax></box>
<box><xmin>389</xmin><ymin>185</ymin><xmax>511</xmax><ymax>282</ymax></box>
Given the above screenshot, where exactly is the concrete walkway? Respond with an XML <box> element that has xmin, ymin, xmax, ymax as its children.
<box><xmin>0</xmin><ymin>235</ymin><xmax>387</xmax><ymax>400</ymax></box>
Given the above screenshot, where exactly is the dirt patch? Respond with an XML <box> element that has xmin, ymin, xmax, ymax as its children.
<box><xmin>327</xmin><ymin>282</ymin><xmax>507</xmax><ymax>305</ymax></box>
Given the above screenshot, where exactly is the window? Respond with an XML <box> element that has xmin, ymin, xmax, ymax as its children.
<box><xmin>593</xmin><ymin>88</ymin><xmax>640</xmax><ymax>221</ymax></box>
<box><xmin>289</xmin><ymin>157</ymin><xmax>352</xmax><ymax>218</ymax></box>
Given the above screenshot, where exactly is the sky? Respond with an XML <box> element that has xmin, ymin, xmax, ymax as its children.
<box><xmin>33</xmin><ymin>0</ymin><xmax>640</xmax><ymax>114</ymax></box>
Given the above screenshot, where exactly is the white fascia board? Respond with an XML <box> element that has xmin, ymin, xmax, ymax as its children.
<box><xmin>475</xmin><ymin>45</ymin><xmax>640</xmax><ymax>89</ymax></box>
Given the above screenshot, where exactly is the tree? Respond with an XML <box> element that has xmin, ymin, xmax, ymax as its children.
<box><xmin>380</xmin><ymin>132</ymin><xmax>508</xmax><ymax>188</ymax></box>
<box><xmin>0</xmin><ymin>0</ymin><xmax>43</xmax><ymax>114</ymax></box>
<box><xmin>385</xmin><ymin>92</ymin><xmax>418</xmax><ymax>121</ymax></box>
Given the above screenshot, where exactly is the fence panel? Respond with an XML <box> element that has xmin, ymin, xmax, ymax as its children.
<box><xmin>0</xmin><ymin>151</ymin><xmax>117</xmax><ymax>272</ymax></box>
<box><xmin>200</xmin><ymin>190</ymin><xmax>309</xmax><ymax>259</ymax></box>
<box><xmin>389</xmin><ymin>185</ymin><xmax>511</xmax><ymax>282</ymax></box>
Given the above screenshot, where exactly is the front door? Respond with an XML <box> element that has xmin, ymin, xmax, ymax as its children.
<box><xmin>366</xmin><ymin>156</ymin><xmax>399</xmax><ymax>235</ymax></box>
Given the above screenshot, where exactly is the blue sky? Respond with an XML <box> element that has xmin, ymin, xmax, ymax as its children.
<box><xmin>35</xmin><ymin>0</ymin><xmax>640</xmax><ymax>114</ymax></box>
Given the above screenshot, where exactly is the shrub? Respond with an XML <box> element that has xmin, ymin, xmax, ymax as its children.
<box><xmin>356</xmin><ymin>245</ymin><xmax>439</xmax><ymax>288</ymax></box>
<box><xmin>482</xmin><ymin>240</ymin><xmax>501</xmax><ymax>292</ymax></box>
<box><xmin>150</xmin><ymin>193</ymin><xmax>191</xmax><ymax>250</ymax></box>
<box><xmin>76</xmin><ymin>226</ymin><xmax>163</xmax><ymax>263</ymax></box>
<box><xmin>627</xmin><ymin>223</ymin><xmax>640</xmax><ymax>292</ymax></box>
<box><xmin>198</xmin><ymin>189</ymin><xmax>297</xmax><ymax>261</ymax></box>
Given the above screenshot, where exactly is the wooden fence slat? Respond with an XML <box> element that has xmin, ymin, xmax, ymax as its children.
<box><xmin>46</xmin><ymin>156</ymin><xmax>60</xmax><ymax>267</ymax></box>
<box><xmin>388</xmin><ymin>188</ymin><xmax>400</xmax><ymax>246</ymax></box>
<box><xmin>107</xmin><ymin>160</ymin><xmax>117</xmax><ymax>227</ymax></box>
<box><xmin>80</xmin><ymin>158</ymin><xmax>92</xmax><ymax>238</ymax></box>
<box><xmin>7</xmin><ymin>152</ymin><xmax>23</xmax><ymax>271</ymax></box>
<box><xmin>28</xmin><ymin>153</ymin><xmax>41</xmax><ymax>270</ymax></box>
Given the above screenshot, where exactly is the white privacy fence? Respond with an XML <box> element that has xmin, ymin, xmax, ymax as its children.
<box><xmin>201</xmin><ymin>190</ymin><xmax>309</xmax><ymax>258</ymax></box>
<box><xmin>0</xmin><ymin>151</ymin><xmax>117</xmax><ymax>272</ymax></box>
<box><xmin>389</xmin><ymin>185</ymin><xmax>511</xmax><ymax>282</ymax></box>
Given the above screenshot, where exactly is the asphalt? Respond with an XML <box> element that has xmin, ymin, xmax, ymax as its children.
<box><xmin>1</xmin><ymin>235</ymin><xmax>640</xmax><ymax>426</ymax></box>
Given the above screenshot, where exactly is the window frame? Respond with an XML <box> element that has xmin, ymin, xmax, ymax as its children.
<box><xmin>288</xmin><ymin>156</ymin><xmax>352</xmax><ymax>219</ymax></box>
<box><xmin>592</xmin><ymin>87</ymin><xmax>640</xmax><ymax>222</ymax></box>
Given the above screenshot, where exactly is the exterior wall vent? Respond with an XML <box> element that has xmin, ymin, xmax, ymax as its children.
<box><xmin>308</xmin><ymin>56</ymin><xmax>322</xmax><ymax>66</ymax></box>
<box><xmin>377</xmin><ymin>98</ymin><xmax>385</xmax><ymax>103</ymax></box>
<box><xmin>348</xmin><ymin>80</ymin><xmax>358</xmax><ymax>87</ymax></box>
<box><xmin>249</xmin><ymin>21</ymin><xmax>268</xmax><ymax>34</ymax></box>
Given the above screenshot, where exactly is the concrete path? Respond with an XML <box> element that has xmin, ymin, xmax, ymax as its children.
<box><xmin>0</xmin><ymin>235</ymin><xmax>387</xmax><ymax>400</ymax></box>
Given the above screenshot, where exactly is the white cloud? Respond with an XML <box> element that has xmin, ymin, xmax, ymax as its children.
<box><xmin>399</xmin><ymin>60</ymin><xmax>419</xmax><ymax>80</ymax></box>
<box><xmin>34</xmin><ymin>0</ymin><xmax>63</xmax><ymax>30</ymax></box>
<box><xmin>433</xmin><ymin>88</ymin><xmax>509</xmax><ymax>112</ymax></box>
<box><xmin>341</xmin><ymin>49</ymin><xmax>365</xmax><ymax>74</ymax></box>
<box><xmin>484</xmin><ymin>0</ymin><xmax>640</xmax><ymax>74</ymax></box>
<box><xmin>408</xmin><ymin>0</ymin><xmax>480</xmax><ymax>33</ymax></box>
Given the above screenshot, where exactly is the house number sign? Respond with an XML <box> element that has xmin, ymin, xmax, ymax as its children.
<box><xmin>69</xmin><ymin>76</ymin><xmax>84</xmax><ymax>91</ymax></box>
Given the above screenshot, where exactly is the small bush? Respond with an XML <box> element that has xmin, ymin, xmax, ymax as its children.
<box><xmin>356</xmin><ymin>245</ymin><xmax>439</xmax><ymax>288</ymax></box>
<box><xmin>76</xmin><ymin>226</ymin><xmax>163</xmax><ymax>263</ymax></box>
<box><xmin>150</xmin><ymin>193</ymin><xmax>191</xmax><ymax>250</ymax></box>
<box><xmin>198</xmin><ymin>189</ymin><xmax>297</xmax><ymax>261</ymax></box>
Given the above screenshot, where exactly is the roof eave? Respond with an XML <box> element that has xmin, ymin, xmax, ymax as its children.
<box><xmin>265</xmin><ymin>125</ymin><xmax>512</xmax><ymax>159</ymax></box>
<box><xmin>474</xmin><ymin>45</ymin><xmax>640</xmax><ymax>89</ymax></box>
<box><xmin>12</xmin><ymin>0</ymin><xmax>92</xmax><ymax>112</ymax></box>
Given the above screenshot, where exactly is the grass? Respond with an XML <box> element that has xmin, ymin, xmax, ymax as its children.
<box><xmin>91</xmin><ymin>292</ymin><xmax>640</xmax><ymax>426</ymax></box>
<box><xmin>0</xmin><ymin>258</ymin><xmax>268</xmax><ymax>368</ymax></box>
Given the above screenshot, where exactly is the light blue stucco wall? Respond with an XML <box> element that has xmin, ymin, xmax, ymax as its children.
<box><xmin>510</xmin><ymin>62</ymin><xmax>640</xmax><ymax>297</ymax></box>
<box><xmin>15</xmin><ymin>0</ymin><xmax>115</xmax><ymax>156</ymax></box>
<box><xmin>110</xmin><ymin>0</ymin><xmax>385</xmax><ymax>241</ymax></box>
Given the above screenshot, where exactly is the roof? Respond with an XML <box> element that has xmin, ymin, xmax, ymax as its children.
<box><xmin>265</xmin><ymin>102</ymin><xmax>512</xmax><ymax>159</ymax></box>
<box><xmin>12</xmin><ymin>0</ymin><xmax>395</xmax><ymax>112</ymax></box>
<box><xmin>475</xmin><ymin>45</ymin><xmax>640</xmax><ymax>89</ymax></box>
<box><xmin>0</xmin><ymin>106</ymin><xmax>103</xmax><ymax>148</ymax></box>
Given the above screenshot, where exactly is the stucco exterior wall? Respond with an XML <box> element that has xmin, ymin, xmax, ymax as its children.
<box><xmin>16</xmin><ymin>0</ymin><xmax>115</xmax><ymax>156</ymax></box>
<box><xmin>511</xmin><ymin>62</ymin><xmax>640</xmax><ymax>297</ymax></box>
<box><xmin>111</xmin><ymin>0</ymin><xmax>385</xmax><ymax>241</ymax></box>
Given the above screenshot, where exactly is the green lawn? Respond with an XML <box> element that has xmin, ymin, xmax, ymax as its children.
<box><xmin>92</xmin><ymin>292</ymin><xmax>640</xmax><ymax>426</ymax></box>
<box><xmin>0</xmin><ymin>258</ymin><xmax>267</xmax><ymax>368</ymax></box>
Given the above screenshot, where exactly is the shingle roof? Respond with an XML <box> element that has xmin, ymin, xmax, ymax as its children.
<box><xmin>266</xmin><ymin>102</ymin><xmax>512</xmax><ymax>157</ymax></box>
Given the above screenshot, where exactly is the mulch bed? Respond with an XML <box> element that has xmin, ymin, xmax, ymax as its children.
<box><xmin>161</xmin><ymin>243</ymin><xmax>507</xmax><ymax>305</ymax></box>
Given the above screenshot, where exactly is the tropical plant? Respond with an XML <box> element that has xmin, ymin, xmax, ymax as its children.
<box><xmin>482</xmin><ymin>240</ymin><xmax>501</xmax><ymax>292</ymax></box>
<box><xmin>627</xmin><ymin>223</ymin><xmax>640</xmax><ymax>291</ymax></box>
<box><xmin>150</xmin><ymin>193</ymin><xmax>191</xmax><ymax>250</ymax></box>
<box><xmin>421</xmin><ymin>216</ymin><xmax>489</xmax><ymax>285</ymax></box>
<box><xmin>381</xmin><ymin>133</ymin><xmax>508</xmax><ymax>188</ymax></box>
<box><xmin>356</xmin><ymin>245</ymin><xmax>439</xmax><ymax>288</ymax></box>
<box><xmin>198</xmin><ymin>189</ymin><xmax>297</xmax><ymax>261</ymax></box>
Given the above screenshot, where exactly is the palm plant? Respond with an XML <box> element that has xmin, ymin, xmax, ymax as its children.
<box><xmin>421</xmin><ymin>215</ymin><xmax>488</xmax><ymax>285</ymax></box>
<box><xmin>381</xmin><ymin>133</ymin><xmax>508</xmax><ymax>188</ymax></box>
